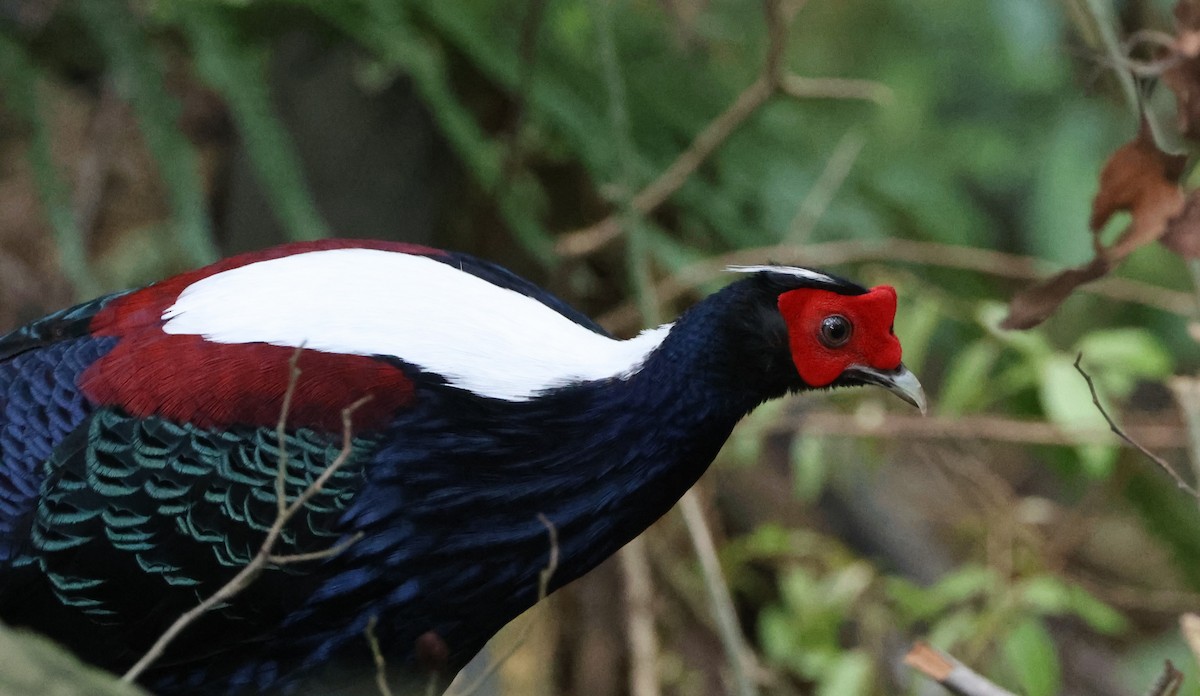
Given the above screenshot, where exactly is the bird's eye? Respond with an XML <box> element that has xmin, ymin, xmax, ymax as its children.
<box><xmin>818</xmin><ymin>315</ymin><xmax>852</xmax><ymax>348</ymax></box>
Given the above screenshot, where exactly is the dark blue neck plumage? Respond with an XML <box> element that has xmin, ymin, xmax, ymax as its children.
<box><xmin>331</xmin><ymin>279</ymin><xmax>793</xmax><ymax>672</ymax></box>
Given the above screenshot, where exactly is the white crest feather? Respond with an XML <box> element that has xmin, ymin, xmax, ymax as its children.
<box><xmin>161</xmin><ymin>249</ymin><xmax>671</xmax><ymax>401</ymax></box>
<box><xmin>725</xmin><ymin>265</ymin><xmax>834</xmax><ymax>283</ymax></box>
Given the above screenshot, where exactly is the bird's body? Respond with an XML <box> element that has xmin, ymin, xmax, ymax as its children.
<box><xmin>0</xmin><ymin>240</ymin><xmax>922</xmax><ymax>693</ymax></box>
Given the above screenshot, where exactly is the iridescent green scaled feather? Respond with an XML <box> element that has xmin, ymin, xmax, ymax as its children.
<box><xmin>24</xmin><ymin>407</ymin><xmax>375</xmax><ymax>617</ymax></box>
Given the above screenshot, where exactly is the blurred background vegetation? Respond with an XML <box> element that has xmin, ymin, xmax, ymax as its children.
<box><xmin>2</xmin><ymin>0</ymin><xmax>1200</xmax><ymax>694</ymax></box>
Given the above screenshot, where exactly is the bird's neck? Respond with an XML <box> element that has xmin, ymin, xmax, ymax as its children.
<box><xmin>339</xmin><ymin>280</ymin><xmax>793</xmax><ymax>667</ymax></box>
<box><xmin>536</xmin><ymin>282</ymin><xmax>789</xmax><ymax>577</ymax></box>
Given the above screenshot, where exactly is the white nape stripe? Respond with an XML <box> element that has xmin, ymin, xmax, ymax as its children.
<box><xmin>161</xmin><ymin>249</ymin><xmax>671</xmax><ymax>401</ymax></box>
<box><xmin>726</xmin><ymin>265</ymin><xmax>833</xmax><ymax>283</ymax></box>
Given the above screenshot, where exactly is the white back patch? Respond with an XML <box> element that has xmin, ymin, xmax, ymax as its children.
<box><xmin>726</xmin><ymin>265</ymin><xmax>833</xmax><ymax>283</ymax></box>
<box><xmin>162</xmin><ymin>249</ymin><xmax>671</xmax><ymax>401</ymax></box>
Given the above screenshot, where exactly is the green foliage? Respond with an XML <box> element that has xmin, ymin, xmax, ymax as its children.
<box><xmin>758</xmin><ymin>563</ymin><xmax>876</xmax><ymax>695</ymax></box>
<box><xmin>75</xmin><ymin>1</ymin><xmax>218</xmax><ymax>268</ymax></box>
<box><xmin>0</xmin><ymin>31</ymin><xmax>97</xmax><ymax>296</ymax></box>
<box><xmin>171</xmin><ymin>4</ymin><xmax>329</xmax><ymax>242</ymax></box>
<box><xmin>1001</xmin><ymin>617</ymin><xmax>1061</xmax><ymax>696</ymax></box>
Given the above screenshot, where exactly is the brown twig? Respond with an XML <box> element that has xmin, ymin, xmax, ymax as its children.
<box><xmin>1146</xmin><ymin>660</ymin><xmax>1185</xmax><ymax>696</ymax></box>
<box><xmin>784</xmin><ymin>127</ymin><xmax>866</xmax><ymax>245</ymax></box>
<box><xmin>597</xmin><ymin>239</ymin><xmax>1194</xmax><ymax>334</ymax></box>
<box><xmin>780</xmin><ymin>411</ymin><xmax>1188</xmax><ymax>449</ymax></box>
<box><xmin>1073</xmin><ymin>354</ymin><xmax>1200</xmax><ymax>500</ymax></box>
<box><xmin>445</xmin><ymin>514</ymin><xmax>559</xmax><ymax>696</ymax></box>
<box><xmin>1169</xmin><ymin>377</ymin><xmax>1200</xmax><ymax>493</ymax></box>
<box><xmin>275</xmin><ymin>347</ymin><xmax>303</xmax><ymax>519</ymax></box>
<box><xmin>121</xmin><ymin>367</ymin><xmax>370</xmax><ymax>683</ymax></box>
<box><xmin>904</xmin><ymin>642</ymin><xmax>1018</xmax><ymax>696</ymax></box>
<box><xmin>620</xmin><ymin>535</ymin><xmax>661</xmax><ymax>696</ymax></box>
<box><xmin>555</xmin><ymin>0</ymin><xmax>890</xmax><ymax>258</ymax></box>
<box><xmin>679</xmin><ymin>489</ymin><xmax>759</xmax><ymax>696</ymax></box>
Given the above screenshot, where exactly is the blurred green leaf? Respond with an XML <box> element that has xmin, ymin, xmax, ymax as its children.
<box><xmin>937</xmin><ymin>339</ymin><xmax>1000</xmax><ymax>415</ymax></box>
<box><xmin>925</xmin><ymin>608</ymin><xmax>980</xmax><ymax>652</ymax></box>
<box><xmin>1038</xmin><ymin>353</ymin><xmax>1116</xmax><ymax>477</ymax></box>
<box><xmin>791</xmin><ymin>436</ymin><xmax>827</xmax><ymax>502</ymax></box>
<box><xmin>177</xmin><ymin>5</ymin><xmax>329</xmax><ymax>242</ymax></box>
<box><xmin>816</xmin><ymin>650</ymin><xmax>873</xmax><ymax>696</ymax></box>
<box><xmin>1120</xmin><ymin>632</ymin><xmax>1200</xmax><ymax>696</ymax></box>
<box><xmin>303</xmin><ymin>0</ymin><xmax>556</xmax><ymax>264</ymax></box>
<box><xmin>980</xmin><ymin>302</ymin><xmax>1052</xmax><ymax>360</ymax></box>
<box><xmin>892</xmin><ymin>293</ymin><xmax>941</xmax><ymax>375</ymax></box>
<box><xmin>1017</xmin><ymin>574</ymin><xmax>1128</xmax><ymax>635</ymax></box>
<box><xmin>886</xmin><ymin>565</ymin><xmax>998</xmax><ymax>624</ymax></box>
<box><xmin>1075</xmin><ymin>328</ymin><xmax>1173</xmax><ymax>396</ymax></box>
<box><xmin>1001</xmin><ymin>617</ymin><xmax>1061</xmax><ymax>696</ymax></box>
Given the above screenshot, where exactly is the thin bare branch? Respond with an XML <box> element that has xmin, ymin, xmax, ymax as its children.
<box><xmin>679</xmin><ymin>489</ymin><xmax>759</xmax><ymax>696</ymax></box>
<box><xmin>779</xmin><ymin>411</ymin><xmax>1188</xmax><ymax>449</ymax></box>
<box><xmin>1169</xmin><ymin>377</ymin><xmax>1200</xmax><ymax>494</ymax></box>
<box><xmin>556</xmin><ymin>0</ymin><xmax>887</xmax><ymax>259</ymax></box>
<box><xmin>784</xmin><ymin>127</ymin><xmax>866</xmax><ymax>245</ymax></box>
<box><xmin>556</xmin><ymin>74</ymin><xmax>776</xmax><ymax>258</ymax></box>
<box><xmin>267</xmin><ymin>532</ymin><xmax>364</xmax><ymax>565</ymax></box>
<box><xmin>122</xmin><ymin>393</ymin><xmax>370</xmax><ymax>683</ymax></box>
<box><xmin>905</xmin><ymin>642</ymin><xmax>1018</xmax><ymax>696</ymax></box>
<box><xmin>621</xmin><ymin>536</ymin><xmax>661</xmax><ymax>696</ymax></box>
<box><xmin>365</xmin><ymin>616</ymin><xmax>396</xmax><ymax>696</ymax></box>
<box><xmin>445</xmin><ymin>514</ymin><xmax>560</xmax><ymax>696</ymax></box>
<box><xmin>1146</xmin><ymin>660</ymin><xmax>1185</xmax><ymax>696</ymax></box>
<box><xmin>597</xmin><ymin>239</ymin><xmax>1194</xmax><ymax>334</ymax></box>
<box><xmin>1074</xmin><ymin>354</ymin><xmax>1200</xmax><ymax>499</ymax></box>
<box><xmin>275</xmin><ymin>346</ymin><xmax>304</xmax><ymax>519</ymax></box>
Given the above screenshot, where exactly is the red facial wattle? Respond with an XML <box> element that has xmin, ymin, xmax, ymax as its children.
<box><xmin>777</xmin><ymin>285</ymin><xmax>902</xmax><ymax>387</ymax></box>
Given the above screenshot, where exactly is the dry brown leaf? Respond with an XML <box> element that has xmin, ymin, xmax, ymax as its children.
<box><xmin>1003</xmin><ymin>123</ymin><xmax>1186</xmax><ymax>330</ymax></box>
<box><xmin>1163</xmin><ymin>190</ymin><xmax>1200</xmax><ymax>258</ymax></box>
<box><xmin>1090</xmin><ymin>120</ymin><xmax>1187</xmax><ymax>260</ymax></box>
<box><xmin>1000</xmin><ymin>258</ymin><xmax>1111</xmax><ymax>330</ymax></box>
<box><xmin>1165</xmin><ymin>2</ymin><xmax>1200</xmax><ymax>137</ymax></box>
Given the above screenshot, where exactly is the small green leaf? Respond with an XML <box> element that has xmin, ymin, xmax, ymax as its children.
<box><xmin>980</xmin><ymin>302</ymin><xmax>1052</xmax><ymax>359</ymax></box>
<box><xmin>1038</xmin><ymin>354</ymin><xmax>1117</xmax><ymax>477</ymax></box>
<box><xmin>179</xmin><ymin>5</ymin><xmax>329</xmax><ymax>242</ymax></box>
<box><xmin>929</xmin><ymin>565</ymin><xmax>999</xmax><ymax>608</ymax></box>
<box><xmin>1075</xmin><ymin>329</ymin><xmax>1173</xmax><ymax>397</ymax></box>
<box><xmin>1019</xmin><ymin>575</ymin><xmax>1128</xmax><ymax>635</ymax></box>
<box><xmin>1002</xmin><ymin>617</ymin><xmax>1061</xmax><ymax>696</ymax></box>
<box><xmin>791</xmin><ymin>436</ymin><xmax>828</xmax><ymax>502</ymax></box>
<box><xmin>892</xmin><ymin>293</ymin><xmax>941</xmax><ymax>375</ymax></box>
<box><xmin>938</xmin><ymin>339</ymin><xmax>1000</xmax><ymax>415</ymax></box>
<box><xmin>926</xmin><ymin>608</ymin><xmax>979</xmax><ymax>650</ymax></box>
<box><xmin>885</xmin><ymin>576</ymin><xmax>939</xmax><ymax>622</ymax></box>
<box><xmin>816</xmin><ymin>650</ymin><xmax>873</xmax><ymax>696</ymax></box>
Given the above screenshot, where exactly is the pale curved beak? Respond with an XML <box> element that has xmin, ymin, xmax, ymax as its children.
<box><xmin>847</xmin><ymin>363</ymin><xmax>928</xmax><ymax>414</ymax></box>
